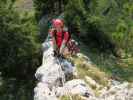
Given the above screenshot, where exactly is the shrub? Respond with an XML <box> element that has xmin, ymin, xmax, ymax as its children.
<box><xmin>0</xmin><ymin>0</ymin><xmax>41</xmax><ymax>78</ymax></box>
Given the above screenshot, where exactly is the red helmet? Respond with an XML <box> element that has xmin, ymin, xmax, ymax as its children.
<box><xmin>52</xmin><ymin>19</ymin><xmax>64</xmax><ymax>28</ymax></box>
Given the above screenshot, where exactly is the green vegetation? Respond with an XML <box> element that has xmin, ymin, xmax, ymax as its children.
<box><xmin>0</xmin><ymin>78</ymin><xmax>34</xmax><ymax>100</ymax></box>
<box><xmin>34</xmin><ymin>0</ymin><xmax>133</xmax><ymax>56</ymax></box>
<box><xmin>0</xmin><ymin>0</ymin><xmax>41</xmax><ymax>78</ymax></box>
<box><xmin>0</xmin><ymin>0</ymin><xmax>133</xmax><ymax>100</ymax></box>
<box><xmin>33</xmin><ymin>0</ymin><xmax>133</xmax><ymax>82</ymax></box>
<box><xmin>80</xmin><ymin>43</ymin><xmax>133</xmax><ymax>82</ymax></box>
<box><xmin>74</xmin><ymin>42</ymin><xmax>133</xmax><ymax>85</ymax></box>
<box><xmin>60</xmin><ymin>95</ymin><xmax>83</xmax><ymax>100</ymax></box>
<box><xmin>0</xmin><ymin>0</ymin><xmax>40</xmax><ymax>99</ymax></box>
<box><xmin>64</xmin><ymin>0</ymin><xmax>133</xmax><ymax>56</ymax></box>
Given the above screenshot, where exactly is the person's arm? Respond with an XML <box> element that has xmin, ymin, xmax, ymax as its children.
<box><xmin>60</xmin><ymin>32</ymin><xmax>69</xmax><ymax>54</ymax></box>
<box><xmin>60</xmin><ymin>40</ymin><xmax>66</xmax><ymax>54</ymax></box>
<box><xmin>52</xmin><ymin>37</ymin><xmax>57</xmax><ymax>50</ymax></box>
<box><xmin>49</xmin><ymin>29</ymin><xmax>57</xmax><ymax>51</ymax></box>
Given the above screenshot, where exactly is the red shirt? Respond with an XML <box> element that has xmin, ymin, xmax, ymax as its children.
<box><xmin>50</xmin><ymin>31</ymin><xmax>69</xmax><ymax>48</ymax></box>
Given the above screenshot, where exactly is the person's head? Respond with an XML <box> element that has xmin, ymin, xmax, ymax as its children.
<box><xmin>52</xmin><ymin>19</ymin><xmax>64</xmax><ymax>32</ymax></box>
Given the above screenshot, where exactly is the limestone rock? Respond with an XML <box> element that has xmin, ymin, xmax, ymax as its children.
<box><xmin>56</xmin><ymin>79</ymin><xmax>94</xmax><ymax>98</ymax></box>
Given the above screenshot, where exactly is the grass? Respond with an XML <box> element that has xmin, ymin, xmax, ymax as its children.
<box><xmin>78</xmin><ymin>42</ymin><xmax>133</xmax><ymax>82</ymax></box>
<box><xmin>64</xmin><ymin>42</ymin><xmax>133</xmax><ymax>99</ymax></box>
<box><xmin>60</xmin><ymin>95</ymin><xmax>83</xmax><ymax>100</ymax></box>
<box><xmin>72</xmin><ymin>56</ymin><xmax>108</xmax><ymax>86</ymax></box>
<box><xmin>66</xmin><ymin>42</ymin><xmax>109</xmax><ymax>88</ymax></box>
<box><xmin>89</xmin><ymin>52</ymin><xmax>133</xmax><ymax>82</ymax></box>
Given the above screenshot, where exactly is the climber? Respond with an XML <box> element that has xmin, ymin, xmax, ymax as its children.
<box><xmin>49</xmin><ymin>19</ymin><xmax>70</xmax><ymax>57</ymax></box>
<box><xmin>49</xmin><ymin>18</ymin><xmax>80</xmax><ymax>58</ymax></box>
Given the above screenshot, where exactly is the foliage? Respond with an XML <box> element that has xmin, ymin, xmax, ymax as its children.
<box><xmin>0</xmin><ymin>0</ymin><xmax>41</xmax><ymax>78</ymax></box>
<box><xmin>79</xmin><ymin>42</ymin><xmax>133</xmax><ymax>82</ymax></box>
<box><xmin>64</xmin><ymin>0</ymin><xmax>133</xmax><ymax>56</ymax></box>
<box><xmin>33</xmin><ymin>0</ymin><xmax>133</xmax><ymax>56</ymax></box>
<box><xmin>60</xmin><ymin>94</ymin><xmax>83</xmax><ymax>100</ymax></box>
<box><xmin>33</xmin><ymin>0</ymin><xmax>68</xmax><ymax>20</ymax></box>
<box><xmin>0</xmin><ymin>78</ymin><xmax>34</xmax><ymax>100</ymax></box>
<box><xmin>0</xmin><ymin>0</ymin><xmax>132</xmax><ymax>99</ymax></box>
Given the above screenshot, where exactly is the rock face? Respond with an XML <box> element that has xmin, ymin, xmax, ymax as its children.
<box><xmin>34</xmin><ymin>42</ymin><xmax>92</xmax><ymax>100</ymax></box>
<box><xmin>100</xmin><ymin>82</ymin><xmax>133</xmax><ymax>100</ymax></box>
<box><xmin>34</xmin><ymin>41</ymin><xmax>133</xmax><ymax>100</ymax></box>
<box><xmin>55</xmin><ymin>79</ymin><xmax>94</xmax><ymax>97</ymax></box>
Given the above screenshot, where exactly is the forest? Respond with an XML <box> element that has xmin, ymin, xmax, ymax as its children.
<box><xmin>0</xmin><ymin>0</ymin><xmax>133</xmax><ymax>100</ymax></box>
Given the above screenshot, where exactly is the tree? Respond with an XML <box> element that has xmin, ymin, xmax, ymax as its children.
<box><xmin>0</xmin><ymin>0</ymin><xmax>41</xmax><ymax>78</ymax></box>
<box><xmin>33</xmin><ymin>0</ymin><xmax>133</xmax><ymax>56</ymax></box>
<box><xmin>33</xmin><ymin>0</ymin><xmax>69</xmax><ymax>20</ymax></box>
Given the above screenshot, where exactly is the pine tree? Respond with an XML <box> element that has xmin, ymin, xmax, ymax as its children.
<box><xmin>0</xmin><ymin>0</ymin><xmax>41</xmax><ymax>78</ymax></box>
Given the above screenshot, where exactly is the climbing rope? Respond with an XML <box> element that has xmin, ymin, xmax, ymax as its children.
<box><xmin>56</xmin><ymin>55</ymin><xmax>73</xmax><ymax>100</ymax></box>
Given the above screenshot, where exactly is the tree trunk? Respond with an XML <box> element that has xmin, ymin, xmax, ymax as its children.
<box><xmin>58</xmin><ymin>0</ymin><xmax>62</xmax><ymax>14</ymax></box>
